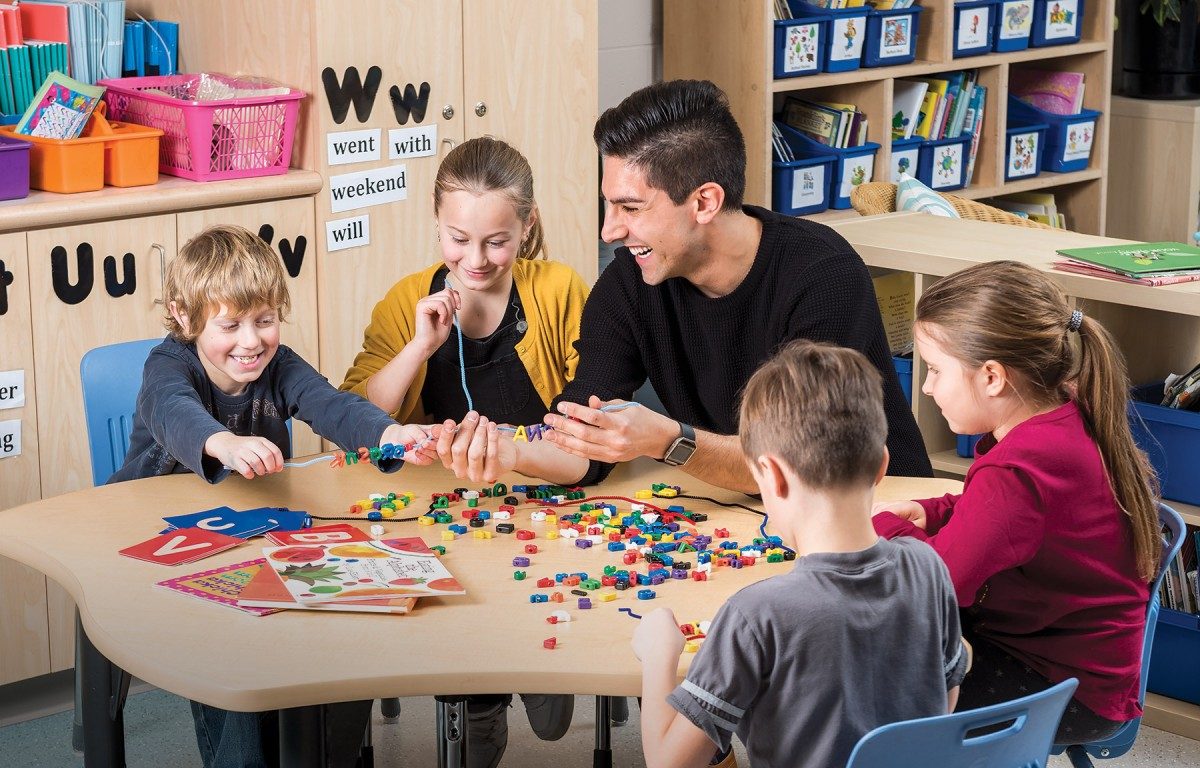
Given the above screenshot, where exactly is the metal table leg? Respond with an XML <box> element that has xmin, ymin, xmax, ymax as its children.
<box><xmin>435</xmin><ymin>695</ymin><xmax>469</xmax><ymax>768</ymax></box>
<box><xmin>594</xmin><ymin>695</ymin><xmax>613</xmax><ymax>768</ymax></box>
<box><xmin>279</xmin><ymin>704</ymin><xmax>327</xmax><ymax>768</ymax></box>
<box><xmin>78</xmin><ymin>620</ymin><xmax>126</xmax><ymax>768</ymax></box>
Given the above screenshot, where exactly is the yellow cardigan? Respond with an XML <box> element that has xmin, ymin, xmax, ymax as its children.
<box><xmin>340</xmin><ymin>259</ymin><xmax>589</xmax><ymax>423</ymax></box>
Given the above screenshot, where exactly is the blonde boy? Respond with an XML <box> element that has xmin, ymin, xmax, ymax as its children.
<box><xmin>632</xmin><ymin>341</ymin><xmax>966</xmax><ymax>768</ymax></box>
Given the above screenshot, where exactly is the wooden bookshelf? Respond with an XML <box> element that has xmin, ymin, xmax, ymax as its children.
<box><xmin>664</xmin><ymin>0</ymin><xmax>1114</xmax><ymax>234</ymax></box>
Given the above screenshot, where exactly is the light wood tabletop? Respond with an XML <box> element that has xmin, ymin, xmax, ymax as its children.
<box><xmin>0</xmin><ymin>457</ymin><xmax>961</xmax><ymax>712</ymax></box>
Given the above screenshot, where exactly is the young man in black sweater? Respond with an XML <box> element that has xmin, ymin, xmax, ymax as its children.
<box><xmin>436</xmin><ymin>79</ymin><xmax>931</xmax><ymax>493</ymax></box>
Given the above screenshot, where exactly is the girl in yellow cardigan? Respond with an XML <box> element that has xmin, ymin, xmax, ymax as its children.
<box><xmin>340</xmin><ymin>136</ymin><xmax>586</xmax><ymax>768</ymax></box>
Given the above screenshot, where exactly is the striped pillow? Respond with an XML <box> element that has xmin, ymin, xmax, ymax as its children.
<box><xmin>896</xmin><ymin>173</ymin><xmax>960</xmax><ymax>218</ymax></box>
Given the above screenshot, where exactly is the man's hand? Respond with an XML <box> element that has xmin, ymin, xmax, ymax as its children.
<box><xmin>544</xmin><ymin>396</ymin><xmax>678</xmax><ymax>463</ymax></box>
<box><xmin>205</xmin><ymin>432</ymin><xmax>284</xmax><ymax>479</ymax></box>
<box><xmin>631</xmin><ymin>607</ymin><xmax>685</xmax><ymax>666</ymax></box>
<box><xmin>380</xmin><ymin>423</ymin><xmax>436</xmax><ymax>465</ymax></box>
<box><xmin>435</xmin><ymin>411</ymin><xmax>518</xmax><ymax>483</ymax></box>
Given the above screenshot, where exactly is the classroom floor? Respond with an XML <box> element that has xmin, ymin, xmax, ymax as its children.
<box><xmin>1</xmin><ymin>675</ymin><xmax>1198</xmax><ymax>767</ymax></box>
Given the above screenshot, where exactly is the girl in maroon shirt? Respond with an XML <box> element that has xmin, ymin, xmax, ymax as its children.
<box><xmin>873</xmin><ymin>260</ymin><xmax>1159</xmax><ymax>743</ymax></box>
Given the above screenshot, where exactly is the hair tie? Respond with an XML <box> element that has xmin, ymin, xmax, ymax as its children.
<box><xmin>1067</xmin><ymin>309</ymin><xmax>1084</xmax><ymax>333</ymax></box>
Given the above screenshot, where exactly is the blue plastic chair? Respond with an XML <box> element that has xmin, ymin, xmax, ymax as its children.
<box><xmin>1053</xmin><ymin>502</ymin><xmax>1187</xmax><ymax>767</ymax></box>
<box><xmin>79</xmin><ymin>337</ymin><xmax>163</xmax><ymax>486</ymax></box>
<box><xmin>846</xmin><ymin>678</ymin><xmax>1079</xmax><ymax>768</ymax></box>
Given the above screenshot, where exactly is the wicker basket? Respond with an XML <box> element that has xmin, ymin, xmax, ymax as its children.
<box><xmin>849</xmin><ymin>182</ymin><xmax>1057</xmax><ymax>230</ymax></box>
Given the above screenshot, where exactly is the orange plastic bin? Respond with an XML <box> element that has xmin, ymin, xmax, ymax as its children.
<box><xmin>0</xmin><ymin>119</ymin><xmax>163</xmax><ymax>193</ymax></box>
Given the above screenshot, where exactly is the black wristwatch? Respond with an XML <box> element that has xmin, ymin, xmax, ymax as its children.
<box><xmin>661</xmin><ymin>422</ymin><xmax>697</xmax><ymax>467</ymax></box>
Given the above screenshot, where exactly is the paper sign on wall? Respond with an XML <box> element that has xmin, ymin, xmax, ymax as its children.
<box><xmin>0</xmin><ymin>370</ymin><xmax>25</xmax><ymax>410</ymax></box>
<box><xmin>388</xmin><ymin>125</ymin><xmax>437</xmax><ymax>160</ymax></box>
<box><xmin>0</xmin><ymin>419</ymin><xmax>21</xmax><ymax>459</ymax></box>
<box><xmin>329</xmin><ymin>164</ymin><xmax>408</xmax><ymax>213</ymax></box>
<box><xmin>326</xmin><ymin>214</ymin><xmax>371</xmax><ymax>253</ymax></box>
<box><xmin>326</xmin><ymin>128</ymin><xmax>382</xmax><ymax>166</ymax></box>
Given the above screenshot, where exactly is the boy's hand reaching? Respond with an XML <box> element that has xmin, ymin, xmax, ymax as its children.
<box><xmin>205</xmin><ymin>432</ymin><xmax>284</xmax><ymax>479</ymax></box>
<box><xmin>632</xmin><ymin>607</ymin><xmax>685</xmax><ymax>666</ymax></box>
<box><xmin>871</xmin><ymin>500</ymin><xmax>927</xmax><ymax>530</ymax></box>
<box><xmin>380</xmin><ymin>423</ymin><xmax>436</xmax><ymax>465</ymax></box>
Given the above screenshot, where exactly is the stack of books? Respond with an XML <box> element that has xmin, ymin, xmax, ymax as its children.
<box><xmin>991</xmin><ymin>191</ymin><xmax>1067</xmax><ymax>229</ymax></box>
<box><xmin>893</xmin><ymin>70</ymin><xmax>987</xmax><ymax>185</ymax></box>
<box><xmin>1010</xmin><ymin>68</ymin><xmax>1085</xmax><ymax>115</ymax></box>
<box><xmin>782</xmin><ymin>95</ymin><xmax>869</xmax><ymax>149</ymax></box>
<box><xmin>1054</xmin><ymin>242</ymin><xmax>1200</xmax><ymax>287</ymax></box>
<box><xmin>1159</xmin><ymin>530</ymin><xmax>1198</xmax><ymax>616</ymax></box>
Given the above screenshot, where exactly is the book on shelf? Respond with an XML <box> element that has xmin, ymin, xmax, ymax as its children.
<box><xmin>1053</xmin><ymin>260</ymin><xmax>1200</xmax><ymax>286</ymax></box>
<box><xmin>773</xmin><ymin>0</ymin><xmax>793</xmax><ymax>20</ymax></box>
<box><xmin>992</xmin><ymin>191</ymin><xmax>1062</xmax><ymax>228</ymax></box>
<box><xmin>964</xmin><ymin>84</ymin><xmax>987</xmax><ymax>185</ymax></box>
<box><xmin>14</xmin><ymin>70</ymin><xmax>104</xmax><ymax>139</ymax></box>
<box><xmin>782</xmin><ymin>96</ymin><xmax>867</xmax><ymax>148</ymax></box>
<box><xmin>771</xmin><ymin>121</ymin><xmax>796</xmax><ymax>163</ymax></box>
<box><xmin>1054</xmin><ymin>241</ymin><xmax>1200</xmax><ymax>278</ymax></box>
<box><xmin>892</xmin><ymin>79</ymin><xmax>928</xmax><ymax>141</ymax></box>
<box><xmin>1010</xmin><ymin>69</ymin><xmax>1086</xmax><ymax>115</ymax></box>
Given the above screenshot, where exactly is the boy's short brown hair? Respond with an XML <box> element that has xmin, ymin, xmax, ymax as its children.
<box><xmin>163</xmin><ymin>225</ymin><xmax>291</xmax><ymax>342</ymax></box>
<box><xmin>739</xmin><ymin>340</ymin><xmax>887</xmax><ymax>489</ymax></box>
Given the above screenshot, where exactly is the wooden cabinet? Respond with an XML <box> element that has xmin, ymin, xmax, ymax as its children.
<box><xmin>664</xmin><ymin>0</ymin><xmax>1115</xmax><ymax>234</ymax></box>
<box><xmin>1106</xmin><ymin>96</ymin><xmax>1200</xmax><ymax>245</ymax></box>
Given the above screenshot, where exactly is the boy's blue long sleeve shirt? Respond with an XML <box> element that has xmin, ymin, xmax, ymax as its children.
<box><xmin>109</xmin><ymin>336</ymin><xmax>402</xmax><ymax>484</ymax></box>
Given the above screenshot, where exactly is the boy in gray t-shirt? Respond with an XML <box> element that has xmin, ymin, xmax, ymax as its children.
<box><xmin>632</xmin><ymin>341</ymin><xmax>968</xmax><ymax>768</ymax></box>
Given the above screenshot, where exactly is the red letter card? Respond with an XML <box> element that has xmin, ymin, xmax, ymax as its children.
<box><xmin>119</xmin><ymin>528</ymin><xmax>244</xmax><ymax>566</ymax></box>
<box><xmin>264</xmin><ymin>523</ymin><xmax>371</xmax><ymax>546</ymax></box>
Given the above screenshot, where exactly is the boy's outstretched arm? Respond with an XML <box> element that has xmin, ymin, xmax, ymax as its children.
<box><xmin>632</xmin><ymin>608</ymin><xmax>722</xmax><ymax>768</ymax></box>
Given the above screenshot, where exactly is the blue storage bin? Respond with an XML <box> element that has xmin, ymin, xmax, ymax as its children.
<box><xmin>1007</xmin><ymin>96</ymin><xmax>1099</xmax><ymax>172</ymax></box>
<box><xmin>779</xmin><ymin>123</ymin><xmax>878</xmax><ymax>209</ymax></box>
<box><xmin>953</xmin><ymin>0</ymin><xmax>997</xmax><ymax>57</ymax></box>
<box><xmin>956</xmin><ymin>433</ymin><xmax>985</xmax><ymax>458</ymax></box>
<box><xmin>864</xmin><ymin>6</ymin><xmax>923</xmax><ymax>67</ymax></box>
<box><xmin>804</xmin><ymin>4</ymin><xmax>868</xmax><ymax>72</ymax></box>
<box><xmin>1003</xmin><ymin>122</ymin><xmax>1047</xmax><ymax>180</ymax></box>
<box><xmin>772</xmin><ymin>152</ymin><xmax>836</xmax><ymax>216</ymax></box>
<box><xmin>917</xmin><ymin>135</ymin><xmax>972</xmax><ymax>191</ymax></box>
<box><xmin>1031</xmin><ymin>0</ymin><xmax>1083</xmax><ymax>46</ymax></box>
<box><xmin>992</xmin><ymin>0</ymin><xmax>1035</xmax><ymax>51</ymax></box>
<box><xmin>893</xmin><ymin>355</ymin><xmax>913</xmax><ymax>403</ymax></box>
<box><xmin>774</xmin><ymin>15</ymin><xmax>828</xmax><ymax>78</ymax></box>
<box><xmin>1147</xmin><ymin>608</ymin><xmax>1200</xmax><ymax>706</ymax></box>
<box><xmin>1131</xmin><ymin>382</ymin><xmax>1200</xmax><ymax>506</ymax></box>
<box><xmin>890</xmin><ymin>136</ymin><xmax>923</xmax><ymax>182</ymax></box>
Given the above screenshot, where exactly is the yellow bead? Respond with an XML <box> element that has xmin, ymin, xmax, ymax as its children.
<box><xmin>658</xmin><ymin>488</ymin><xmax>678</xmax><ymax>498</ymax></box>
<box><xmin>381</xmin><ymin>509</ymin><xmax>395</xmax><ymax>518</ymax></box>
<box><xmin>599</xmin><ymin>591</ymin><xmax>617</xmax><ymax>602</ymax></box>
<box><xmin>417</xmin><ymin>516</ymin><xmax>436</xmax><ymax>526</ymax></box>
<box><xmin>545</xmin><ymin>515</ymin><xmax>557</xmax><ymax>525</ymax></box>
<box><xmin>684</xmin><ymin>641</ymin><xmax>699</xmax><ymax>653</ymax></box>
<box><xmin>635</xmin><ymin>489</ymin><xmax>653</xmax><ymax>499</ymax></box>
<box><xmin>441</xmin><ymin>531</ymin><xmax>456</xmax><ymax>541</ymax></box>
<box><xmin>546</xmin><ymin>530</ymin><xmax>559</xmax><ymax>540</ymax></box>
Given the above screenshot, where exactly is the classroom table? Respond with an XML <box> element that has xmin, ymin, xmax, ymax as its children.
<box><xmin>0</xmin><ymin>456</ymin><xmax>961</xmax><ymax>767</ymax></box>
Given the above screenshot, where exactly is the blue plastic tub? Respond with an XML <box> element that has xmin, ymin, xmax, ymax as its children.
<box><xmin>1031</xmin><ymin>0</ymin><xmax>1083</xmax><ymax>46</ymax></box>
<box><xmin>807</xmin><ymin>4</ymin><xmax>868</xmax><ymax>72</ymax></box>
<box><xmin>1003</xmin><ymin>122</ymin><xmax>1047</xmax><ymax>180</ymax></box>
<box><xmin>1147</xmin><ymin>608</ymin><xmax>1200</xmax><ymax>705</ymax></box>
<box><xmin>1007</xmin><ymin>96</ymin><xmax>1099</xmax><ymax>172</ymax></box>
<box><xmin>779</xmin><ymin>123</ymin><xmax>878</xmax><ymax>209</ymax></box>
<box><xmin>992</xmin><ymin>0</ymin><xmax>1035</xmax><ymax>51</ymax></box>
<box><xmin>890</xmin><ymin>136</ymin><xmax>923</xmax><ymax>182</ymax></box>
<box><xmin>917</xmin><ymin>135</ymin><xmax>972</xmax><ymax>191</ymax></box>
<box><xmin>953</xmin><ymin>0</ymin><xmax>997</xmax><ymax>57</ymax></box>
<box><xmin>774</xmin><ymin>15</ymin><xmax>828</xmax><ymax>78</ymax></box>
<box><xmin>1131</xmin><ymin>383</ymin><xmax>1200</xmax><ymax>506</ymax></box>
<box><xmin>956</xmin><ymin>433</ymin><xmax>985</xmax><ymax>458</ymax></box>
<box><xmin>864</xmin><ymin>6</ymin><xmax>924</xmax><ymax>67</ymax></box>
<box><xmin>893</xmin><ymin>355</ymin><xmax>913</xmax><ymax>403</ymax></box>
<box><xmin>772</xmin><ymin>151</ymin><xmax>836</xmax><ymax>215</ymax></box>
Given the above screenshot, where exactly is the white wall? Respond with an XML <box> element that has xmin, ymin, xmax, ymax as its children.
<box><xmin>599</xmin><ymin>0</ymin><xmax>662</xmax><ymax>113</ymax></box>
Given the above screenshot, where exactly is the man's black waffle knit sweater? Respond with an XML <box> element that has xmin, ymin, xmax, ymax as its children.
<box><xmin>555</xmin><ymin>205</ymin><xmax>933</xmax><ymax>486</ymax></box>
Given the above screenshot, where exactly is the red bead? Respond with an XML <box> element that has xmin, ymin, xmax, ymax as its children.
<box><xmin>462</xmin><ymin>510</ymin><xmax>477</xmax><ymax>519</ymax></box>
<box><xmin>623</xmin><ymin>551</ymin><xmax>638</xmax><ymax>565</ymax></box>
<box><xmin>524</xmin><ymin>544</ymin><xmax>538</xmax><ymax>554</ymax></box>
<box><xmin>543</xmin><ymin>637</ymin><xmax>557</xmax><ymax>650</ymax></box>
<box><xmin>516</xmin><ymin>530</ymin><xmax>535</xmax><ymax>540</ymax></box>
<box><xmin>536</xmin><ymin>577</ymin><xmax>555</xmax><ymax>588</ymax></box>
<box><xmin>546</xmin><ymin>616</ymin><xmax>558</xmax><ymax>624</ymax></box>
<box><xmin>601</xmin><ymin>575</ymin><xmax>617</xmax><ymax>587</ymax></box>
<box><xmin>714</xmin><ymin>528</ymin><xmax>730</xmax><ymax>538</ymax></box>
<box><xmin>692</xmin><ymin>571</ymin><xmax>708</xmax><ymax>581</ymax></box>
<box><xmin>499</xmin><ymin>504</ymin><xmax>516</xmax><ymax>513</ymax></box>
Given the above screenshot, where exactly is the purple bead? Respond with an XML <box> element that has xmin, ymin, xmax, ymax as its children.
<box><xmin>512</xmin><ymin>556</ymin><xmax>530</xmax><ymax>567</ymax></box>
<box><xmin>575</xmin><ymin>539</ymin><xmax>593</xmax><ymax>549</ymax></box>
<box><xmin>578</xmin><ymin>598</ymin><xmax>592</xmax><ymax>610</ymax></box>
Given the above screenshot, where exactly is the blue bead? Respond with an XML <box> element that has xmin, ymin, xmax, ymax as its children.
<box><xmin>367</xmin><ymin>511</ymin><xmax>383</xmax><ymax>521</ymax></box>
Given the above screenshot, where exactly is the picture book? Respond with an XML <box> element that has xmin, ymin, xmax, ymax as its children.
<box><xmin>1009</xmin><ymin>69</ymin><xmax>1085</xmax><ymax>115</ymax></box>
<box><xmin>155</xmin><ymin>559</ymin><xmax>281</xmax><ymax>617</ymax></box>
<box><xmin>892</xmin><ymin>79</ymin><xmax>928</xmax><ymax>140</ymax></box>
<box><xmin>236</xmin><ymin>561</ymin><xmax>417</xmax><ymax>614</ymax></box>
<box><xmin>914</xmin><ymin>89</ymin><xmax>939</xmax><ymax>140</ymax></box>
<box><xmin>262</xmin><ymin>537</ymin><xmax>466</xmax><ymax>604</ymax></box>
<box><xmin>782</xmin><ymin>96</ymin><xmax>840</xmax><ymax>145</ymax></box>
<box><xmin>1053</xmin><ymin>260</ymin><xmax>1200</xmax><ymax>287</ymax></box>
<box><xmin>1055</xmin><ymin>242</ymin><xmax>1200</xmax><ymax>277</ymax></box>
<box><xmin>14</xmin><ymin>70</ymin><xmax>104</xmax><ymax>139</ymax></box>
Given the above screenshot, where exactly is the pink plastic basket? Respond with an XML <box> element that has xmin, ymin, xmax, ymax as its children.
<box><xmin>98</xmin><ymin>74</ymin><xmax>305</xmax><ymax>182</ymax></box>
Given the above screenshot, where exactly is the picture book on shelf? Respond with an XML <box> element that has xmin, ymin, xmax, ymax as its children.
<box><xmin>892</xmin><ymin>79</ymin><xmax>928</xmax><ymax>140</ymax></box>
<box><xmin>1009</xmin><ymin>69</ymin><xmax>1085</xmax><ymax>115</ymax></box>
<box><xmin>13</xmin><ymin>70</ymin><xmax>104</xmax><ymax>139</ymax></box>
<box><xmin>261</xmin><ymin>536</ymin><xmax>466</xmax><ymax>604</ymax></box>
<box><xmin>155</xmin><ymin>559</ymin><xmax>282</xmax><ymax>617</ymax></box>
<box><xmin>1052</xmin><ymin>260</ymin><xmax>1200</xmax><ymax>287</ymax></box>
<box><xmin>1055</xmin><ymin>242</ymin><xmax>1200</xmax><ymax>277</ymax></box>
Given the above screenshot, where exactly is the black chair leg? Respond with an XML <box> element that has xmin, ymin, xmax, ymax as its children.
<box><xmin>610</xmin><ymin>696</ymin><xmax>629</xmax><ymax>727</ymax></box>
<box><xmin>380</xmin><ymin>697</ymin><xmax>401</xmax><ymax>721</ymax></box>
<box><xmin>1065</xmin><ymin>745</ymin><xmax>1095</xmax><ymax>768</ymax></box>
<box><xmin>594</xmin><ymin>696</ymin><xmax>613</xmax><ymax>768</ymax></box>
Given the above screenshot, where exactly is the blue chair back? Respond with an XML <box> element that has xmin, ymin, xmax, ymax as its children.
<box><xmin>846</xmin><ymin>678</ymin><xmax>1079</xmax><ymax>768</ymax></box>
<box><xmin>79</xmin><ymin>338</ymin><xmax>163</xmax><ymax>486</ymax></box>
<box><xmin>1053</xmin><ymin>501</ymin><xmax>1187</xmax><ymax>763</ymax></box>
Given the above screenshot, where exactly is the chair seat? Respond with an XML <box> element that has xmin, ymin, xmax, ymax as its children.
<box><xmin>850</xmin><ymin>182</ymin><xmax>1057</xmax><ymax>230</ymax></box>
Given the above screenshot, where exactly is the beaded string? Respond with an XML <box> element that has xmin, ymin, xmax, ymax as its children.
<box><xmin>279</xmin><ymin>433</ymin><xmax>436</xmax><ymax>469</ymax></box>
<box><xmin>497</xmin><ymin>401</ymin><xmax>643</xmax><ymax>441</ymax></box>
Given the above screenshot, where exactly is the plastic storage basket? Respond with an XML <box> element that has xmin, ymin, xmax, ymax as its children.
<box><xmin>1031</xmin><ymin>0</ymin><xmax>1083</xmax><ymax>46</ymax></box>
<box><xmin>1147</xmin><ymin>608</ymin><xmax>1200</xmax><ymax>706</ymax></box>
<box><xmin>1003</xmin><ymin>121</ymin><xmax>1047</xmax><ymax>180</ymax></box>
<box><xmin>772</xmin><ymin>141</ymin><xmax>837</xmax><ymax>216</ymax></box>
<box><xmin>864</xmin><ymin>6</ymin><xmax>923</xmax><ymax>67</ymax></box>
<box><xmin>953</xmin><ymin>0</ymin><xmax>997</xmax><ymax>57</ymax></box>
<box><xmin>773</xmin><ymin>15</ymin><xmax>828</xmax><ymax>78</ymax></box>
<box><xmin>0</xmin><ymin>133</ymin><xmax>32</xmax><ymax>200</ymax></box>
<box><xmin>779</xmin><ymin>123</ymin><xmax>878</xmax><ymax>209</ymax></box>
<box><xmin>1131</xmin><ymin>382</ymin><xmax>1200</xmax><ymax>506</ymax></box>
<box><xmin>0</xmin><ymin>120</ymin><xmax>162</xmax><ymax>193</ymax></box>
<box><xmin>917</xmin><ymin>135</ymin><xmax>972</xmax><ymax>191</ymax></box>
<box><xmin>892</xmin><ymin>355</ymin><xmax>913</xmax><ymax>403</ymax></box>
<box><xmin>1007</xmin><ymin>96</ymin><xmax>1099</xmax><ymax>172</ymax></box>
<box><xmin>992</xmin><ymin>0</ymin><xmax>1035</xmax><ymax>51</ymax></box>
<box><xmin>793</xmin><ymin>1</ymin><xmax>868</xmax><ymax>73</ymax></box>
<box><xmin>956</xmin><ymin>433</ymin><xmax>985</xmax><ymax>457</ymax></box>
<box><xmin>98</xmin><ymin>74</ymin><xmax>305</xmax><ymax>181</ymax></box>
<box><xmin>890</xmin><ymin>136</ymin><xmax>923</xmax><ymax>183</ymax></box>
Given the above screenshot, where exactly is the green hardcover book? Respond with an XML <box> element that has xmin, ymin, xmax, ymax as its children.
<box><xmin>0</xmin><ymin>48</ymin><xmax>15</xmax><ymax>117</ymax></box>
<box><xmin>1056</xmin><ymin>242</ymin><xmax>1200</xmax><ymax>278</ymax></box>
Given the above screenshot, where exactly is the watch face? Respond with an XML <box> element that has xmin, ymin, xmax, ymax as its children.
<box><xmin>666</xmin><ymin>437</ymin><xmax>697</xmax><ymax>466</ymax></box>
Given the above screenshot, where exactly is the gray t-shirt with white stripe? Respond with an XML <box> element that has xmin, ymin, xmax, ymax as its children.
<box><xmin>668</xmin><ymin>537</ymin><xmax>966</xmax><ymax>767</ymax></box>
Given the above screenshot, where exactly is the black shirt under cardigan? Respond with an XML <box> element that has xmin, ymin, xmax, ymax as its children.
<box><xmin>554</xmin><ymin>205</ymin><xmax>932</xmax><ymax>485</ymax></box>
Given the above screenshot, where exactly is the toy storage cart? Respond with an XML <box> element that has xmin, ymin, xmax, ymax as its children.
<box><xmin>99</xmin><ymin>74</ymin><xmax>305</xmax><ymax>181</ymax></box>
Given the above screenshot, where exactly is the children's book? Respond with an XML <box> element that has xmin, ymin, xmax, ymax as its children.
<box><xmin>236</xmin><ymin>561</ymin><xmax>417</xmax><ymax>614</ymax></box>
<box><xmin>14</xmin><ymin>70</ymin><xmax>104</xmax><ymax>139</ymax></box>
<box><xmin>1009</xmin><ymin>69</ymin><xmax>1085</xmax><ymax>115</ymax></box>
<box><xmin>892</xmin><ymin>79</ymin><xmax>928</xmax><ymax>140</ymax></box>
<box><xmin>782</xmin><ymin>96</ymin><xmax>841</xmax><ymax>145</ymax></box>
<box><xmin>1053</xmin><ymin>260</ymin><xmax>1200</xmax><ymax>287</ymax></box>
<box><xmin>1055</xmin><ymin>242</ymin><xmax>1200</xmax><ymax>277</ymax></box>
<box><xmin>155</xmin><ymin>558</ymin><xmax>281</xmax><ymax>617</ymax></box>
<box><xmin>261</xmin><ymin>537</ymin><xmax>466</xmax><ymax>604</ymax></box>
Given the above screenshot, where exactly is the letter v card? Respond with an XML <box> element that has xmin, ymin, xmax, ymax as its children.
<box><xmin>120</xmin><ymin>528</ymin><xmax>245</xmax><ymax>566</ymax></box>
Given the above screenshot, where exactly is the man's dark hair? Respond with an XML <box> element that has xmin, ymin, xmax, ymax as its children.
<box><xmin>594</xmin><ymin>79</ymin><xmax>746</xmax><ymax>211</ymax></box>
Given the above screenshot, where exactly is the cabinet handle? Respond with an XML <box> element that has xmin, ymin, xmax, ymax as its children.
<box><xmin>441</xmin><ymin>138</ymin><xmax>456</xmax><ymax>158</ymax></box>
<box><xmin>474</xmin><ymin>101</ymin><xmax>487</xmax><ymax>118</ymax></box>
<box><xmin>152</xmin><ymin>243</ymin><xmax>166</xmax><ymax>301</ymax></box>
<box><xmin>442</xmin><ymin>104</ymin><xmax>455</xmax><ymax>120</ymax></box>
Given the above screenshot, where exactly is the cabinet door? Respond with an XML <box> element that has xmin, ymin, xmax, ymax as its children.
<box><xmin>0</xmin><ymin>232</ymin><xmax>51</xmax><ymax>685</ymax></box>
<box><xmin>176</xmin><ymin>198</ymin><xmax>322</xmax><ymax>456</ymax></box>
<box><xmin>464</xmin><ymin>0</ymin><xmax>598</xmax><ymax>283</ymax></box>
<box><xmin>28</xmin><ymin>215</ymin><xmax>177</xmax><ymax>498</ymax></box>
<box><xmin>314</xmin><ymin>0</ymin><xmax>465</xmax><ymax>391</ymax></box>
